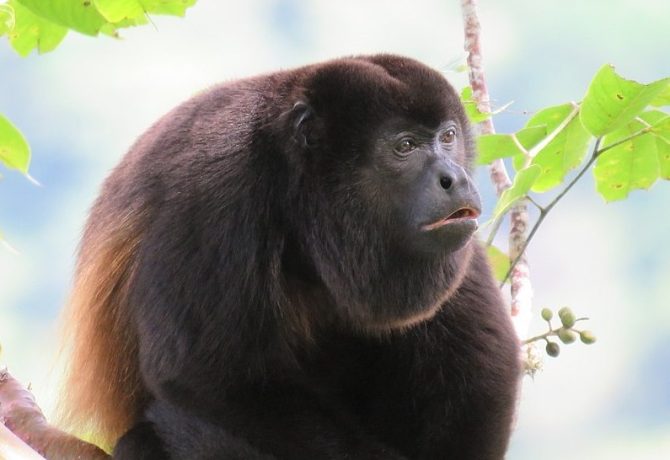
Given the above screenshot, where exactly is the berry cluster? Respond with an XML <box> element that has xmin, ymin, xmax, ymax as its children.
<box><xmin>525</xmin><ymin>307</ymin><xmax>596</xmax><ymax>357</ymax></box>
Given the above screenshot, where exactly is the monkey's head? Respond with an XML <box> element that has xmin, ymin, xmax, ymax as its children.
<box><xmin>280</xmin><ymin>55</ymin><xmax>481</xmax><ymax>332</ymax></box>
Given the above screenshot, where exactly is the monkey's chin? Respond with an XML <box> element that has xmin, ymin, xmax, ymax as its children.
<box><xmin>425</xmin><ymin>217</ymin><xmax>478</xmax><ymax>238</ymax></box>
<box><xmin>361</xmin><ymin>304</ymin><xmax>444</xmax><ymax>336</ymax></box>
<box><xmin>421</xmin><ymin>208</ymin><xmax>480</xmax><ymax>232</ymax></box>
<box><xmin>412</xmin><ymin>220</ymin><xmax>477</xmax><ymax>256</ymax></box>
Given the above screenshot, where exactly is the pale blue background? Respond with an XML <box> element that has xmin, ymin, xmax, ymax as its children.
<box><xmin>0</xmin><ymin>1</ymin><xmax>669</xmax><ymax>458</ymax></box>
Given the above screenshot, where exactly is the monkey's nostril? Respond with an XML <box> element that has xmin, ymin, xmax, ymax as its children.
<box><xmin>440</xmin><ymin>175</ymin><xmax>453</xmax><ymax>190</ymax></box>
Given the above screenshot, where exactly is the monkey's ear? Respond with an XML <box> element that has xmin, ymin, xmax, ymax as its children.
<box><xmin>290</xmin><ymin>101</ymin><xmax>318</xmax><ymax>148</ymax></box>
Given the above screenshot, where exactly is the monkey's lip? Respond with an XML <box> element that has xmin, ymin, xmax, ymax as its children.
<box><xmin>421</xmin><ymin>207</ymin><xmax>481</xmax><ymax>231</ymax></box>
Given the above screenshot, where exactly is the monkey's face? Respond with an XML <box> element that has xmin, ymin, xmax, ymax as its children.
<box><xmin>363</xmin><ymin>118</ymin><xmax>481</xmax><ymax>257</ymax></box>
<box><xmin>288</xmin><ymin>56</ymin><xmax>482</xmax><ymax>331</ymax></box>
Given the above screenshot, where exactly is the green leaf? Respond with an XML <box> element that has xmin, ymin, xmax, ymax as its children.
<box><xmin>639</xmin><ymin>110</ymin><xmax>670</xmax><ymax>180</ymax></box>
<box><xmin>461</xmin><ymin>86</ymin><xmax>491</xmax><ymax>124</ymax></box>
<box><xmin>8</xmin><ymin>0</ymin><xmax>67</xmax><ymax>56</ymax></box>
<box><xmin>16</xmin><ymin>0</ymin><xmax>108</xmax><ymax>36</ymax></box>
<box><xmin>147</xmin><ymin>0</ymin><xmax>197</xmax><ymax>16</ymax></box>
<box><xmin>476</xmin><ymin>126</ymin><xmax>546</xmax><ymax>165</ymax></box>
<box><xmin>651</xmin><ymin>84</ymin><xmax>670</xmax><ymax>107</ymax></box>
<box><xmin>516</xmin><ymin>103</ymin><xmax>592</xmax><ymax>192</ymax></box>
<box><xmin>0</xmin><ymin>114</ymin><xmax>31</xmax><ymax>173</ymax></box>
<box><xmin>93</xmin><ymin>0</ymin><xmax>145</xmax><ymax>23</ymax></box>
<box><xmin>516</xmin><ymin>125</ymin><xmax>549</xmax><ymax>149</ymax></box>
<box><xmin>0</xmin><ymin>4</ymin><xmax>15</xmax><ymax>36</ymax></box>
<box><xmin>460</xmin><ymin>86</ymin><xmax>513</xmax><ymax>125</ymax></box>
<box><xmin>639</xmin><ymin>110</ymin><xmax>670</xmax><ymax>131</ymax></box>
<box><xmin>594</xmin><ymin>117</ymin><xmax>660</xmax><ymax>201</ymax></box>
<box><xmin>15</xmin><ymin>0</ymin><xmax>196</xmax><ymax>39</ymax></box>
<box><xmin>491</xmin><ymin>164</ymin><xmax>542</xmax><ymax>220</ymax></box>
<box><xmin>656</xmin><ymin>136</ymin><xmax>670</xmax><ymax>180</ymax></box>
<box><xmin>581</xmin><ymin>64</ymin><xmax>670</xmax><ymax>137</ymax></box>
<box><xmin>98</xmin><ymin>13</ymin><xmax>148</xmax><ymax>37</ymax></box>
<box><xmin>476</xmin><ymin>134</ymin><xmax>518</xmax><ymax>164</ymax></box>
<box><xmin>95</xmin><ymin>0</ymin><xmax>198</xmax><ymax>22</ymax></box>
<box><xmin>486</xmin><ymin>245</ymin><xmax>511</xmax><ymax>283</ymax></box>
<box><xmin>645</xmin><ymin>111</ymin><xmax>670</xmax><ymax>143</ymax></box>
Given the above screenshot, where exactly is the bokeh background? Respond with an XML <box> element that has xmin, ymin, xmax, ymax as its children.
<box><xmin>1</xmin><ymin>1</ymin><xmax>669</xmax><ymax>458</ymax></box>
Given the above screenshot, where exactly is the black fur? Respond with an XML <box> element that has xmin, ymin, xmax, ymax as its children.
<box><xmin>92</xmin><ymin>54</ymin><xmax>520</xmax><ymax>459</ymax></box>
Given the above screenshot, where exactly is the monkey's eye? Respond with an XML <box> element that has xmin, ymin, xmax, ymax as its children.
<box><xmin>394</xmin><ymin>137</ymin><xmax>418</xmax><ymax>155</ymax></box>
<box><xmin>440</xmin><ymin>128</ymin><xmax>457</xmax><ymax>144</ymax></box>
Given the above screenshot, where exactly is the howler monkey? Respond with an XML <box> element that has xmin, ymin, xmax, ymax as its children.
<box><xmin>60</xmin><ymin>54</ymin><xmax>521</xmax><ymax>460</ymax></box>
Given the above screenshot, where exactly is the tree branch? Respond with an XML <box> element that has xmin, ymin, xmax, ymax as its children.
<box><xmin>0</xmin><ymin>368</ymin><xmax>109</xmax><ymax>460</ymax></box>
<box><xmin>0</xmin><ymin>423</ymin><xmax>46</xmax><ymax>460</ymax></box>
<box><xmin>461</xmin><ymin>0</ymin><xmax>533</xmax><ymax>338</ymax></box>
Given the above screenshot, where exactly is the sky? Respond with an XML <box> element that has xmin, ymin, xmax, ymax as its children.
<box><xmin>0</xmin><ymin>1</ymin><xmax>669</xmax><ymax>458</ymax></box>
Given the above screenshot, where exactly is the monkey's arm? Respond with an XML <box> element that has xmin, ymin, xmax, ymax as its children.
<box><xmin>116</xmin><ymin>379</ymin><xmax>407</xmax><ymax>460</ymax></box>
<box><xmin>123</xmin><ymin>287</ymin><xmax>406</xmax><ymax>459</ymax></box>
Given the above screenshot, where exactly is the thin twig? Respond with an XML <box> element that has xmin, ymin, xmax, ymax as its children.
<box><xmin>499</xmin><ymin>124</ymin><xmax>656</xmax><ymax>284</ymax></box>
<box><xmin>526</xmin><ymin>103</ymin><xmax>580</xmax><ymax>159</ymax></box>
<box><xmin>500</xmin><ymin>207</ymin><xmax>547</xmax><ymax>287</ymax></box>
<box><xmin>522</xmin><ymin>332</ymin><xmax>555</xmax><ymax>346</ymax></box>
<box><xmin>526</xmin><ymin>195</ymin><xmax>545</xmax><ymax>212</ymax></box>
<box><xmin>485</xmin><ymin>215</ymin><xmax>505</xmax><ymax>246</ymax></box>
<box><xmin>500</xmin><ymin>138</ymin><xmax>602</xmax><ymax>285</ymax></box>
<box><xmin>596</xmin><ymin>127</ymin><xmax>653</xmax><ymax>157</ymax></box>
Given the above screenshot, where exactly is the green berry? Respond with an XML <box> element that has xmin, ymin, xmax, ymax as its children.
<box><xmin>541</xmin><ymin>308</ymin><xmax>553</xmax><ymax>322</ymax></box>
<box><xmin>558</xmin><ymin>307</ymin><xmax>576</xmax><ymax>329</ymax></box>
<box><xmin>557</xmin><ymin>328</ymin><xmax>577</xmax><ymax>344</ymax></box>
<box><xmin>579</xmin><ymin>331</ymin><xmax>597</xmax><ymax>345</ymax></box>
<box><xmin>545</xmin><ymin>342</ymin><xmax>560</xmax><ymax>357</ymax></box>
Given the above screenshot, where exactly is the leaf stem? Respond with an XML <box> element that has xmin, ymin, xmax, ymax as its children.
<box><xmin>500</xmin><ymin>207</ymin><xmax>546</xmax><ymax>287</ymax></box>
<box><xmin>595</xmin><ymin>126</ymin><xmax>652</xmax><ymax>157</ymax></box>
<box><xmin>527</xmin><ymin>102</ymin><xmax>580</xmax><ymax>159</ymax></box>
<box><xmin>522</xmin><ymin>330</ymin><xmax>556</xmax><ymax>346</ymax></box>
<box><xmin>495</xmin><ymin>108</ymin><xmax>658</xmax><ymax>287</ymax></box>
<box><xmin>526</xmin><ymin>195</ymin><xmax>545</xmax><ymax>212</ymax></box>
<box><xmin>485</xmin><ymin>213</ymin><xmax>505</xmax><ymax>246</ymax></box>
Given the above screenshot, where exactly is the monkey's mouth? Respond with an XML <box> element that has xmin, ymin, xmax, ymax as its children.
<box><xmin>421</xmin><ymin>207</ymin><xmax>481</xmax><ymax>231</ymax></box>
